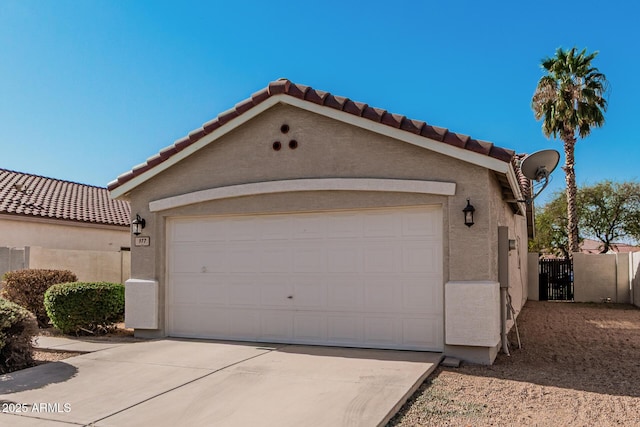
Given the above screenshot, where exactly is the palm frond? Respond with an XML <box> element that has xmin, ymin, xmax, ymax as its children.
<box><xmin>531</xmin><ymin>47</ymin><xmax>609</xmax><ymax>141</ymax></box>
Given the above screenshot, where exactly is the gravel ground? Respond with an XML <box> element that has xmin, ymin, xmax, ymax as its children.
<box><xmin>388</xmin><ymin>301</ymin><xmax>640</xmax><ymax>427</ymax></box>
<box><xmin>32</xmin><ymin>349</ymin><xmax>84</xmax><ymax>364</ymax></box>
<box><xmin>31</xmin><ymin>323</ymin><xmax>136</xmax><ymax>367</ymax></box>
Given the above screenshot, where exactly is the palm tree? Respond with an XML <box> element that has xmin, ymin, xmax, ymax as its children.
<box><xmin>532</xmin><ymin>47</ymin><xmax>608</xmax><ymax>255</ymax></box>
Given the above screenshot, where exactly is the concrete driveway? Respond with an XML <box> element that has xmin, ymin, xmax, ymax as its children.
<box><xmin>0</xmin><ymin>339</ymin><xmax>441</xmax><ymax>426</ymax></box>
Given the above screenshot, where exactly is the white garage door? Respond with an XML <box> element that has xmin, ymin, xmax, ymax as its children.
<box><xmin>167</xmin><ymin>205</ymin><xmax>443</xmax><ymax>351</ymax></box>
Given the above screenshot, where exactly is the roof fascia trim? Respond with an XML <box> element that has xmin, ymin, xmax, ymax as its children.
<box><xmin>110</xmin><ymin>93</ymin><xmax>509</xmax><ymax>199</ymax></box>
<box><xmin>109</xmin><ymin>96</ymin><xmax>285</xmax><ymax>199</ymax></box>
<box><xmin>506</xmin><ymin>163</ymin><xmax>527</xmax><ymax>215</ymax></box>
<box><xmin>0</xmin><ymin>213</ymin><xmax>129</xmax><ymax>231</ymax></box>
<box><xmin>281</xmin><ymin>96</ymin><xmax>510</xmax><ymax>173</ymax></box>
<box><xmin>149</xmin><ymin>178</ymin><xmax>456</xmax><ymax>212</ymax></box>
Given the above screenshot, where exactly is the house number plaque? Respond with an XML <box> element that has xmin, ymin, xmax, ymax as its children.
<box><xmin>134</xmin><ymin>236</ymin><xmax>151</xmax><ymax>247</ymax></box>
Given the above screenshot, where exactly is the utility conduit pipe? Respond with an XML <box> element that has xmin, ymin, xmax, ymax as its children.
<box><xmin>498</xmin><ymin>226</ymin><xmax>510</xmax><ymax>356</ymax></box>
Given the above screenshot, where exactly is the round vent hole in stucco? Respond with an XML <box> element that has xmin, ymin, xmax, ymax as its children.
<box><xmin>280</xmin><ymin>124</ymin><xmax>290</xmax><ymax>134</ymax></box>
<box><xmin>289</xmin><ymin>140</ymin><xmax>298</xmax><ymax>149</ymax></box>
<box><xmin>272</xmin><ymin>141</ymin><xmax>282</xmax><ymax>151</ymax></box>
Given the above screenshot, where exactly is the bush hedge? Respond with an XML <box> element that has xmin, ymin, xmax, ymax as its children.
<box><xmin>1</xmin><ymin>269</ymin><xmax>78</xmax><ymax>327</ymax></box>
<box><xmin>0</xmin><ymin>297</ymin><xmax>38</xmax><ymax>374</ymax></box>
<box><xmin>44</xmin><ymin>282</ymin><xmax>124</xmax><ymax>335</ymax></box>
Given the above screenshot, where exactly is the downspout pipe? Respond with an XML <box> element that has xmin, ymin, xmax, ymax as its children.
<box><xmin>498</xmin><ymin>226</ymin><xmax>510</xmax><ymax>356</ymax></box>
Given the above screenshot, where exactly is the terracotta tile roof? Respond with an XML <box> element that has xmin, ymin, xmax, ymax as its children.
<box><xmin>0</xmin><ymin>168</ymin><xmax>130</xmax><ymax>227</ymax></box>
<box><xmin>108</xmin><ymin>78</ymin><xmax>518</xmax><ymax>192</ymax></box>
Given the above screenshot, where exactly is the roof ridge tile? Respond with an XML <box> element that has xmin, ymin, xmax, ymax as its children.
<box><xmin>107</xmin><ymin>79</ymin><xmax>522</xmax><ymax>195</ymax></box>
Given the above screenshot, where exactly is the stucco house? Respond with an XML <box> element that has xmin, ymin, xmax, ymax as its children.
<box><xmin>109</xmin><ymin>79</ymin><xmax>531</xmax><ymax>364</ymax></box>
<box><xmin>580</xmin><ymin>238</ymin><xmax>640</xmax><ymax>254</ymax></box>
<box><xmin>0</xmin><ymin>168</ymin><xmax>131</xmax><ymax>282</ymax></box>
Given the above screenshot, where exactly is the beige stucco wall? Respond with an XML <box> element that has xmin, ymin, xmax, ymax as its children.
<box><xmin>122</xmin><ymin>103</ymin><xmax>525</xmax><ymax>358</ymax></box>
<box><xmin>632</xmin><ymin>252</ymin><xmax>640</xmax><ymax>307</ymax></box>
<box><xmin>489</xmin><ymin>173</ymin><xmax>529</xmax><ymax>314</ymax></box>
<box><xmin>0</xmin><ymin>215</ymin><xmax>130</xmax><ymax>252</ymax></box>
<box><xmin>26</xmin><ymin>246</ymin><xmax>131</xmax><ymax>284</ymax></box>
<box><xmin>573</xmin><ymin>253</ymin><xmax>633</xmax><ymax>303</ymax></box>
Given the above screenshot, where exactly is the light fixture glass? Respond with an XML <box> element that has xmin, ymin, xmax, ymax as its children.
<box><xmin>463</xmin><ymin>199</ymin><xmax>475</xmax><ymax>227</ymax></box>
<box><xmin>132</xmin><ymin>214</ymin><xmax>146</xmax><ymax>236</ymax></box>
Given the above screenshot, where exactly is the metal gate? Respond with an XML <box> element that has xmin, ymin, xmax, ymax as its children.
<box><xmin>539</xmin><ymin>258</ymin><xmax>574</xmax><ymax>301</ymax></box>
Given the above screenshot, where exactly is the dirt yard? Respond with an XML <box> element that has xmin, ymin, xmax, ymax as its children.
<box><xmin>389</xmin><ymin>301</ymin><xmax>640</xmax><ymax>426</ymax></box>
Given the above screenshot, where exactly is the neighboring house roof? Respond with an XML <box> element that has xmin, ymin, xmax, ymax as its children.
<box><xmin>0</xmin><ymin>168</ymin><xmax>130</xmax><ymax>227</ymax></box>
<box><xmin>108</xmin><ymin>79</ymin><xmax>529</xmax><ymax>205</ymax></box>
<box><xmin>580</xmin><ymin>238</ymin><xmax>640</xmax><ymax>254</ymax></box>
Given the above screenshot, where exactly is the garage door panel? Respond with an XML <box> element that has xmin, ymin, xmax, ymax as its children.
<box><xmin>402</xmin><ymin>209</ymin><xmax>439</xmax><ymax>237</ymax></box>
<box><xmin>259</xmin><ymin>216</ymin><xmax>292</xmax><ymax>240</ymax></box>
<box><xmin>227</xmin><ymin>248</ymin><xmax>260</xmax><ymax>272</ymax></box>
<box><xmin>402</xmin><ymin>277</ymin><xmax>443</xmax><ymax>314</ymax></box>
<box><xmin>171</xmin><ymin>220</ymin><xmax>227</xmax><ymax>242</ymax></box>
<box><xmin>171</xmin><ymin>245</ymin><xmax>216</xmax><ymax>273</ymax></box>
<box><xmin>172</xmin><ymin>247</ymin><xmax>232</xmax><ymax>274</ymax></box>
<box><xmin>327</xmin><ymin>245</ymin><xmax>362</xmax><ymax>273</ymax></box>
<box><xmin>328</xmin><ymin>316</ymin><xmax>364</xmax><ymax>343</ymax></box>
<box><xmin>226</xmin><ymin>217</ymin><xmax>260</xmax><ymax>240</ymax></box>
<box><xmin>364</xmin><ymin>317</ymin><xmax>398</xmax><ymax>346</ymax></box>
<box><xmin>293</xmin><ymin>216</ymin><xmax>325</xmax><ymax>239</ymax></box>
<box><xmin>169</xmin><ymin>276</ymin><xmax>201</xmax><ymax>305</ymax></box>
<box><xmin>364</xmin><ymin>277</ymin><xmax>401</xmax><ymax>312</ymax></box>
<box><xmin>293</xmin><ymin>276</ymin><xmax>326</xmax><ymax>308</ymax></box>
<box><xmin>363</xmin><ymin>212</ymin><xmax>401</xmax><ymax>237</ymax></box>
<box><xmin>402</xmin><ymin>317</ymin><xmax>442</xmax><ymax>348</ymax></box>
<box><xmin>327</xmin><ymin>278</ymin><xmax>363</xmax><ymax>310</ymax></box>
<box><xmin>293</xmin><ymin>248</ymin><xmax>325</xmax><ymax>272</ymax></box>
<box><xmin>259</xmin><ymin>247</ymin><xmax>292</xmax><ymax>273</ymax></box>
<box><xmin>171</xmin><ymin>275</ymin><xmax>227</xmax><ymax>306</ymax></box>
<box><xmin>168</xmin><ymin>206</ymin><xmax>443</xmax><ymax>351</ymax></box>
<box><xmin>171</xmin><ymin>306</ymin><xmax>230</xmax><ymax>337</ymax></box>
<box><xmin>402</xmin><ymin>244</ymin><xmax>441</xmax><ymax>273</ymax></box>
<box><xmin>259</xmin><ymin>277</ymin><xmax>292</xmax><ymax>308</ymax></box>
<box><xmin>261</xmin><ymin>312</ymin><xmax>292</xmax><ymax>340</ymax></box>
<box><xmin>294</xmin><ymin>313</ymin><xmax>327</xmax><ymax>341</ymax></box>
<box><xmin>327</xmin><ymin>214</ymin><xmax>362</xmax><ymax>238</ymax></box>
<box><xmin>229</xmin><ymin>309</ymin><xmax>261</xmax><ymax>338</ymax></box>
<box><xmin>228</xmin><ymin>278</ymin><xmax>260</xmax><ymax>307</ymax></box>
<box><xmin>363</xmin><ymin>246</ymin><xmax>399</xmax><ymax>273</ymax></box>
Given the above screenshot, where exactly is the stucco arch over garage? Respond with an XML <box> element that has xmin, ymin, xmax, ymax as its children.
<box><xmin>110</xmin><ymin>79</ymin><xmax>530</xmax><ymax>364</ymax></box>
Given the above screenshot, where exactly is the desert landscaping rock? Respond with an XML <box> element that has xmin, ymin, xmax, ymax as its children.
<box><xmin>388</xmin><ymin>301</ymin><xmax>640</xmax><ymax>426</ymax></box>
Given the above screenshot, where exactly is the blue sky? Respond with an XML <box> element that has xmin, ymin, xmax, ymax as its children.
<box><xmin>1</xmin><ymin>0</ymin><xmax>637</xmax><ymax>204</ymax></box>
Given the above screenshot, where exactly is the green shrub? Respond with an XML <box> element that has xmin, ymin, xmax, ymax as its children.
<box><xmin>0</xmin><ymin>297</ymin><xmax>38</xmax><ymax>374</ymax></box>
<box><xmin>44</xmin><ymin>282</ymin><xmax>124</xmax><ymax>335</ymax></box>
<box><xmin>1</xmin><ymin>269</ymin><xmax>78</xmax><ymax>327</ymax></box>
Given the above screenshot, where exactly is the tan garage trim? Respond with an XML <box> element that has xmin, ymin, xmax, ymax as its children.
<box><xmin>149</xmin><ymin>178</ymin><xmax>456</xmax><ymax>212</ymax></box>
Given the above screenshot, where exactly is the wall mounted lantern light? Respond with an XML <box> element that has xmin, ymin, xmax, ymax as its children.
<box><xmin>132</xmin><ymin>214</ymin><xmax>146</xmax><ymax>236</ymax></box>
<box><xmin>463</xmin><ymin>199</ymin><xmax>475</xmax><ymax>227</ymax></box>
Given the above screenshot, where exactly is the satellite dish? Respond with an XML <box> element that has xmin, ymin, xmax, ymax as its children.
<box><xmin>519</xmin><ymin>149</ymin><xmax>560</xmax><ymax>203</ymax></box>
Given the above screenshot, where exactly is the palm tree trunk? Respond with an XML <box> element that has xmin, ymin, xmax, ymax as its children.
<box><xmin>562</xmin><ymin>132</ymin><xmax>579</xmax><ymax>256</ymax></box>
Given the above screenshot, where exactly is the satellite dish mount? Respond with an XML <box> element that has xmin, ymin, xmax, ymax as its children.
<box><xmin>519</xmin><ymin>149</ymin><xmax>560</xmax><ymax>204</ymax></box>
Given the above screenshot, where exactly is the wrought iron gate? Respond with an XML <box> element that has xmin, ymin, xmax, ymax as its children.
<box><xmin>539</xmin><ymin>258</ymin><xmax>574</xmax><ymax>301</ymax></box>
